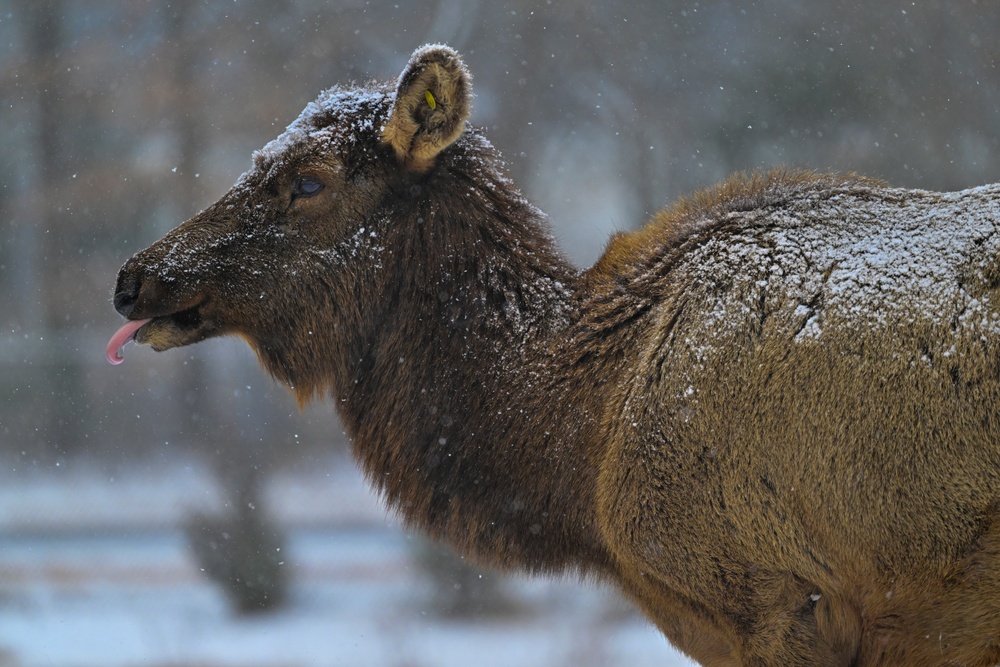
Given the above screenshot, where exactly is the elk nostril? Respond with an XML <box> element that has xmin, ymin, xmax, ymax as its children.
<box><xmin>113</xmin><ymin>273</ymin><xmax>142</xmax><ymax>317</ymax></box>
<box><xmin>114</xmin><ymin>289</ymin><xmax>138</xmax><ymax>316</ymax></box>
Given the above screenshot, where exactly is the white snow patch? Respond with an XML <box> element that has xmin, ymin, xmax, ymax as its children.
<box><xmin>0</xmin><ymin>456</ymin><xmax>693</xmax><ymax>667</ymax></box>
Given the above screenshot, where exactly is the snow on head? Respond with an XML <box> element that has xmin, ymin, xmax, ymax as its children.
<box><xmin>243</xmin><ymin>84</ymin><xmax>394</xmax><ymax>186</ymax></box>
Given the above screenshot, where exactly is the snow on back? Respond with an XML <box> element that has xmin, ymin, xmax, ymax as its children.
<box><xmin>672</xmin><ymin>181</ymin><xmax>1000</xmax><ymax>363</ymax></box>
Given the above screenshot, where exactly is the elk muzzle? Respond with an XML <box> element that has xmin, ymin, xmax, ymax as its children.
<box><xmin>107</xmin><ymin>256</ymin><xmax>215</xmax><ymax>364</ymax></box>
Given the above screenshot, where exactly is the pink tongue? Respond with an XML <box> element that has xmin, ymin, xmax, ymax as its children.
<box><xmin>106</xmin><ymin>318</ymin><xmax>152</xmax><ymax>365</ymax></box>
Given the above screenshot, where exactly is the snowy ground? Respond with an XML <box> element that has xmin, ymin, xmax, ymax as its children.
<box><xmin>0</xmin><ymin>456</ymin><xmax>696</xmax><ymax>667</ymax></box>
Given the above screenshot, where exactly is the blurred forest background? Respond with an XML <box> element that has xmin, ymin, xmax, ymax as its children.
<box><xmin>4</xmin><ymin>0</ymin><xmax>1000</xmax><ymax>472</ymax></box>
<box><xmin>1</xmin><ymin>0</ymin><xmax>999</xmax><ymax>665</ymax></box>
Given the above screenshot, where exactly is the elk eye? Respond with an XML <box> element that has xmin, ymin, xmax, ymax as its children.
<box><xmin>292</xmin><ymin>175</ymin><xmax>324</xmax><ymax>199</ymax></box>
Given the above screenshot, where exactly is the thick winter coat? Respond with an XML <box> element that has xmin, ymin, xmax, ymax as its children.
<box><xmin>110</xmin><ymin>45</ymin><xmax>1000</xmax><ymax>666</ymax></box>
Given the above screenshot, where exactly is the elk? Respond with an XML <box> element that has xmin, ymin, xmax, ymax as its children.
<box><xmin>108</xmin><ymin>45</ymin><xmax>1000</xmax><ymax>666</ymax></box>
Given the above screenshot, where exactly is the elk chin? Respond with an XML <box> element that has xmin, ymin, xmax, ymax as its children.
<box><xmin>136</xmin><ymin>301</ymin><xmax>217</xmax><ymax>351</ymax></box>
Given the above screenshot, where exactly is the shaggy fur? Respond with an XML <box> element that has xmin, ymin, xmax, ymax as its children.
<box><xmin>112</xmin><ymin>45</ymin><xmax>1000</xmax><ymax>666</ymax></box>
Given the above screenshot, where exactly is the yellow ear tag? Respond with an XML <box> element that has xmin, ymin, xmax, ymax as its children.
<box><xmin>424</xmin><ymin>89</ymin><xmax>437</xmax><ymax>109</ymax></box>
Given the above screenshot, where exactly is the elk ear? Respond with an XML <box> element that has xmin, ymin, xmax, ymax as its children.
<box><xmin>382</xmin><ymin>44</ymin><xmax>472</xmax><ymax>173</ymax></box>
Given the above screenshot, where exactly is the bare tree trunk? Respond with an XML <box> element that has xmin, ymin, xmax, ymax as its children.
<box><xmin>19</xmin><ymin>0</ymin><xmax>61</xmax><ymax>331</ymax></box>
<box><xmin>18</xmin><ymin>0</ymin><xmax>89</xmax><ymax>459</ymax></box>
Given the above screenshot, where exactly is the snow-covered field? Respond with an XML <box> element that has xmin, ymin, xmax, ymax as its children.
<box><xmin>0</xmin><ymin>456</ymin><xmax>695</xmax><ymax>666</ymax></box>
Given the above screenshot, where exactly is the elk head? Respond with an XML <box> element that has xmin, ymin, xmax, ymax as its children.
<box><xmin>108</xmin><ymin>45</ymin><xmax>472</xmax><ymax>400</ymax></box>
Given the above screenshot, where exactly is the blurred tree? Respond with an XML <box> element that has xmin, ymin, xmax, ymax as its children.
<box><xmin>16</xmin><ymin>0</ymin><xmax>90</xmax><ymax>459</ymax></box>
<box><xmin>414</xmin><ymin>538</ymin><xmax>519</xmax><ymax>619</ymax></box>
<box><xmin>185</xmin><ymin>461</ymin><xmax>288</xmax><ymax>614</ymax></box>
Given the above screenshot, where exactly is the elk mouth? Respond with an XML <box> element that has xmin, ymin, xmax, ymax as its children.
<box><xmin>106</xmin><ymin>299</ymin><xmax>214</xmax><ymax>365</ymax></box>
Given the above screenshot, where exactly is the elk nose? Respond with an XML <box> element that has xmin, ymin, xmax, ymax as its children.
<box><xmin>113</xmin><ymin>271</ymin><xmax>141</xmax><ymax>317</ymax></box>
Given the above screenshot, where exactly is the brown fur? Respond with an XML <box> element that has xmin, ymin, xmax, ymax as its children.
<box><xmin>111</xmin><ymin>45</ymin><xmax>1000</xmax><ymax>666</ymax></box>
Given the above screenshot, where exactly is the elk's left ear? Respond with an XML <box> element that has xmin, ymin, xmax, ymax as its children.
<box><xmin>382</xmin><ymin>44</ymin><xmax>472</xmax><ymax>173</ymax></box>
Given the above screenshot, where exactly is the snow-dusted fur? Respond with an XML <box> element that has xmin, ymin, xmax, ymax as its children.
<box><xmin>112</xmin><ymin>46</ymin><xmax>1000</xmax><ymax>666</ymax></box>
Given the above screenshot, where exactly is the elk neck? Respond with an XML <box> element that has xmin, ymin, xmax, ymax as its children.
<box><xmin>327</xmin><ymin>146</ymin><xmax>620</xmax><ymax>577</ymax></box>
